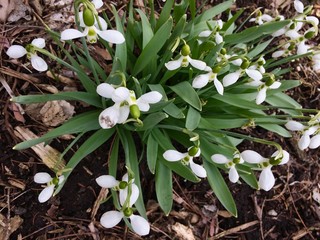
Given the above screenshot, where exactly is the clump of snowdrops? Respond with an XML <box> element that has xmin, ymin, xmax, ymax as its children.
<box><xmin>7</xmin><ymin>0</ymin><xmax>320</xmax><ymax>236</ymax></box>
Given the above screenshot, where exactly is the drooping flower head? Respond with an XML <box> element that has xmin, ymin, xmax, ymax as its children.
<box><xmin>163</xmin><ymin>146</ymin><xmax>207</xmax><ymax>178</ymax></box>
<box><xmin>6</xmin><ymin>38</ymin><xmax>48</xmax><ymax>72</ymax></box>
<box><xmin>34</xmin><ymin>172</ymin><xmax>64</xmax><ymax>203</ymax></box>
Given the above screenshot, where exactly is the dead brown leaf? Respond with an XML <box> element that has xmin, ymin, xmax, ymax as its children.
<box><xmin>0</xmin><ymin>0</ymin><xmax>15</xmax><ymax>22</ymax></box>
<box><xmin>0</xmin><ymin>214</ymin><xmax>23</xmax><ymax>240</ymax></box>
<box><xmin>171</xmin><ymin>222</ymin><xmax>196</xmax><ymax>240</ymax></box>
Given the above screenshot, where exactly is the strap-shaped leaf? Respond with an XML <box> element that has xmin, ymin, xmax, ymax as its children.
<box><xmin>170</xmin><ymin>81</ymin><xmax>202</xmax><ymax>111</ymax></box>
<box><xmin>14</xmin><ymin>111</ymin><xmax>101</xmax><ymax>150</ymax></box>
<box><xmin>147</xmin><ymin>134</ymin><xmax>158</xmax><ymax>174</ymax></box>
<box><xmin>186</xmin><ymin>106</ymin><xmax>201</xmax><ymax>131</ymax></box>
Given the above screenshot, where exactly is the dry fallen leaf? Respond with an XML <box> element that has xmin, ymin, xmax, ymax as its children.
<box><xmin>171</xmin><ymin>222</ymin><xmax>196</xmax><ymax>240</ymax></box>
<box><xmin>7</xmin><ymin>0</ymin><xmax>31</xmax><ymax>22</ymax></box>
<box><xmin>0</xmin><ymin>0</ymin><xmax>15</xmax><ymax>22</ymax></box>
<box><xmin>14</xmin><ymin>126</ymin><xmax>66</xmax><ymax>171</ymax></box>
<box><xmin>0</xmin><ymin>214</ymin><xmax>23</xmax><ymax>240</ymax></box>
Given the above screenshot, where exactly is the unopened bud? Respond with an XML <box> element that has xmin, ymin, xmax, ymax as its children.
<box><xmin>83</xmin><ymin>8</ymin><xmax>95</xmax><ymax>27</ymax></box>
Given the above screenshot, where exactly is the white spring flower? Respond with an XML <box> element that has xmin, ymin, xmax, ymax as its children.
<box><xmin>96</xmin><ymin>173</ymin><xmax>150</xmax><ymax>236</ymax></box>
<box><xmin>165</xmin><ymin>44</ymin><xmax>207</xmax><ymax>71</ymax></box>
<box><xmin>211</xmin><ymin>153</ymin><xmax>244</xmax><ymax>183</ymax></box>
<box><xmin>249</xmin><ymin>13</ymin><xmax>273</xmax><ymax>25</ymax></box>
<box><xmin>163</xmin><ymin>146</ymin><xmax>207</xmax><ymax>178</ymax></box>
<box><xmin>241</xmin><ymin>150</ymin><xmax>289</xmax><ymax>191</ymax></box>
<box><xmin>294</xmin><ymin>0</ymin><xmax>304</xmax><ymax>13</ymax></box>
<box><xmin>61</xmin><ymin>10</ymin><xmax>124</xmax><ymax>44</ymax></box>
<box><xmin>6</xmin><ymin>38</ymin><xmax>48</xmax><ymax>72</ymax></box>
<box><xmin>96</xmin><ymin>83</ymin><xmax>162</xmax><ymax>129</ymax></box>
<box><xmin>192</xmin><ymin>66</ymin><xmax>223</xmax><ymax>94</ymax></box>
<box><xmin>34</xmin><ymin>172</ymin><xmax>64</xmax><ymax>203</ymax></box>
<box><xmin>222</xmin><ymin>67</ymin><xmax>263</xmax><ymax>87</ymax></box>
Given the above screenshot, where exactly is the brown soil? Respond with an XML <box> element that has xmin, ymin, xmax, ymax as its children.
<box><xmin>1</xmin><ymin>0</ymin><xmax>320</xmax><ymax>239</ymax></box>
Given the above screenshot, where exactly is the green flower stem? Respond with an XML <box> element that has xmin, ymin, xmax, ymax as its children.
<box><xmin>81</xmin><ymin>38</ymin><xmax>101</xmax><ymax>85</ymax></box>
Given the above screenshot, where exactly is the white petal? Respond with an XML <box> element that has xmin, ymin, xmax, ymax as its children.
<box><xmin>285</xmin><ymin>120</ymin><xmax>305</xmax><ymax>131</ymax></box>
<box><xmin>96</xmin><ymin>175</ymin><xmax>119</xmax><ymax>188</ymax></box>
<box><xmin>136</xmin><ymin>101</ymin><xmax>150</xmax><ymax>112</ymax></box>
<box><xmin>30</xmin><ymin>55</ymin><xmax>48</xmax><ymax>72</ymax></box>
<box><xmin>256</xmin><ymin>87</ymin><xmax>267</xmax><ymax>105</ymax></box>
<box><xmin>38</xmin><ymin>185</ymin><xmax>54</xmax><ymax>203</ymax></box>
<box><xmin>96</xmin><ymin>29</ymin><xmax>125</xmax><ymax>44</ymax></box>
<box><xmin>31</xmin><ymin>38</ymin><xmax>45</xmax><ymax>49</ymax></box>
<box><xmin>189</xmin><ymin>161</ymin><xmax>207</xmax><ymax>178</ymax></box>
<box><xmin>222</xmin><ymin>71</ymin><xmax>241</xmax><ymax>87</ymax></box>
<box><xmin>215</xmin><ymin>33</ymin><xmax>223</xmax><ymax>44</ymax></box>
<box><xmin>192</xmin><ymin>74</ymin><xmax>210</xmax><ymax>89</ymax></box>
<box><xmin>188</xmin><ymin>57</ymin><xmax>207</xmax><ymax>70</ymax></box>
<box><xmin>112</xmin><ymin>87</ymin><xmax>130</xmax><ymax>103</ymax></box>
<box><xmin>6</xmin><ymin>45</ymin><xmax>27</xmax><ymax>58</ymax></box>
<box><xmin>272</xmin><ymin>28</ymin><xmax>287</xmax><ymax>37</ymax></box>
<box><xmin>309</xmin><ymin>135</ymin><xmax>320</xmax><ymax>149</ymax></box>
<box><xmin>305</xmin><ymin>126</ymin><xmax>318</xmax><ymax>135</ymax></box>
<box><xmin>117</xmin><ymin>105</ymin><xmax>130</xmax><ymax>123</ymax></box>
<box><xmin>297</xmin><ymin>42</ymin><xmax>309</xmax><ymax>55</ymax></box>
<box><xmin>199</xmin><ymin>30</ymin><xmax>212</xmax><ymax>38</ymax></box>
<box><xmin>211</xmin><ymin>154</ymin><xmax>230</xmax><ymax>164</ymax></box>
<box><xmin>294</xmin><ymin>0</ymin><xmax>304</xmax><ymax>13</ymax></box>
<box><xmin>245</xmin><ymin>69</ymin><xmax>262</xmax><ymax>81</ymax></box>
<box><xmin>165</xmin><ymin>57</ymin><xmax>183</xmax><ymax>70</ymax></box>
<box><xmin>130</xmin><ymin>215</ymin><xmax>150</xmax><ymax>236</ymax></box>
<box><xmin>231</xmin><ymin>58</ymin><xmax>242</xmax><ymax>66</ymax></box>
<box><xmin>214</xmin><ymin>79</ymin><xmax>224</xmax><ymax>95</ymax></box>
<box><xmin>139</xmin><ymin>91</ymin><xmax>162</xmax><ymax>104</ymax></box>
<box><xmin>271</xmin><ymin>150</ymin><xmax>290</xmax><ymax>165</ymax></box>
<box><xmin>61</xmin><ymin>28</ymin><xmax>86</xmax><ymax>40</ymax></box>
<box><xmin>269</xmin><ymin>81</ymin><xmax>281</xmax><ymax>89</ymax></box>
<box><xmin>163</xmin><ymin>150</ymin><xmax>187</xmax><ymax>162</ymax></box>
<box><xmin>261</xmin><ymin>14</ymin><xmax>273</xmax><ymax>22</ymax></box>
<box><xmin>119</xmin><ymin>183</ymin><xmax>140</xmax><ymax>207</ymax></box>
<box><xmin>229</xmin><ymin>166</ymin><xmax>239</xmax><ymax>183</ymax></box>
<box><xmin>272</xmin><ymin>50</ymin><xmax>285</xmax><ymax>58</ymax></box>
<box><xmin>96</xmin><ymin>83</ymin><xmax>115</xmax><ymax>98</ymax></box>
<box><xmin>100</xmin><ymin>211</ymin><xmax>123</xmax><ymax>228</ymax></box>
<box><xmin>34</xmin><ymin>172</ymin><xmax>52</xmax><ymax>184</ymax></box>
<box><xmin>92</xmin><ymin>0</ymin><xmax>103</xmax><ymax>9</ymax></box>
<box><xmin>99</xmin><ymin>105</ymin><xmax>120</xmax><ymax>129</ymax></box>
<box><xmin>306</xmin><ymin>16</ymin><xmax>319</xmax><ymax>26</ymax></box>
<box><xmin>241</xmin><ymin>150</ymin><xmax>266</xmax><ymax>164</ymax></box>
<box><xmin>298</xmin><ymin>133</ymin><xmax>310</xmax><ymax>150</ymax></box>
<box><xmin>259</xmin><ymin>167</ymin><xmax>275</xmax><ymax>191</ymax></box>
<box><xmin>58</xmin><ymin>175</ymin><xmax>65</xmax><ymax>185</ymax></box>
<box><xmin>96</xmin><ymin>16</ymin><xmax>108</xmax><ymax>30</ymax></box>
<box><xmin>285</xmin><ymin>30</ymin><xmax>301</xmax><ymax>40</ymax></box>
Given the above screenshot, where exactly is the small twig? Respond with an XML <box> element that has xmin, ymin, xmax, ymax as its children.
<box><xmin>210</xmin><ymin>220</ymin><xmax>259</xmax><ymax>239</ymax></box>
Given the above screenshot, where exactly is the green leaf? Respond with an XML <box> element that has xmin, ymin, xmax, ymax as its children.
<box><xmin>186</xmin><ymin>106</ymin><xmax>201</xmax><ymax>131</ymax></box>
<box><xmin>155</xmin><ymin>0</ymin><xmax>174</xmax><ymax>31</ymax></box>
<box><xmin>118</xmin><ymin>129</ymin><xmax>146</xmax><ymax>218</ymax></box>
<box><xmin>12</xmin><ymin>92</ymin><xmax>102</xmax><ymax>108</ymax></box>
<box><xmin>55</xmin><ymin>128</ymin><xmax>115</xmax><ymax>194</ymax></box>
<box><xmin>164</xmin><ymin>103</ymin><xmax>185</xmax><ymax>119</ymax></box>
<box><xmin>136</xmin><ymin>9</ymin><xmax>154</xmax><ymax>48</ymax></box>
<box><xmin>247</xmin><ymin>39</ymin><xmax>273</xmax><ymax>58</ymax></box>
<box><xmin>199</xmin><ymin>117</ymin><xmax>247</xmax><ymax>130</ymax></box>
<box><xmin>258</xmin><ymin>123</ymin><xmax>292</xmax><ymax>137</ymax></box>
<box><xmin>155</xmin><ymin>160</ymin><xmax>172</xmax><ymax>215</ymax></box>
<box><xmin>14</xmin><ymin>111</ymin><xmax>101</xmax><ymax>150</ymax></box>
<box><xmin>138</xmin><ymin>112</ymin><xmax>168</xmax><ymax>131</ymax></box>
<box><xmin>170</xmin><ymin>81</ymin><xmax>202</xmax><ymax>111</ymax></box>
<box><xmin>237</xmin><ymin>165</ymin><xmax>259</xmax><ymax>189</ymax></box>
<box><xmin>133</xmin><ymin>18</ymin><xmax>173</xmax><ymax>75</ymax></box>
<box><xmin>201</xmin><ymin>138</ymin><xmax>237</xmax><ymax>216</ymax></box>
<box><xmin>194</xmin><ymin>0</ymin><xmax>233</xmax><ymax>24</ymax></box>
<box><xmin>224</xmin><ymin>20</ymin><xmax>291</xmax><ymax>44</ymax></box>
<box><xmin>266</xmin><ymin>92</ymin><xmax>302</xmax><ymax>115</ymax></box>
<box><xmin>147</xmin><ymin>134</ymin><xmax>158</xmax><ymax>174</ymax></box>
<box><xmin>212</xmin><ymin>93</ymin><xmax>267</xmax><ymax>110</ymax></box>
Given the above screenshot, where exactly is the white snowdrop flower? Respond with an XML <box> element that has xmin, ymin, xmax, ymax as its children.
<box><xmin>249</xmin><ymin>14</ymin><xmax>273</xmax><ymax>25</ymax></box>
<box><xmin>294</xmin><ymin>0</ymin><xmax>304</xmax><ymax>13</ymax></box>
<box><xmin>309</xmin><ymin>135</ymin><xmax>320</xmax><ymax>149</ymax></box>
<box><xmin>96</xmin><ymin>83</ymin><xmax>162</xmax><ymax>128</ymax></box>
<box><xmin>222</xmin><ymin>70</ymin><xmax>242</xmax><ymax>87</ymax></box>
<box><xmin>211</xmin><ymin>153</ymin><xmax>244</xmax><ymax>183</ymax></box>
<box><xmin>100</xmin><ymin>210</ymin><xmax>150</xmax><ymax>236</ymax></box>
<box><xmin>163</xmin><ymin>146</ymin><xmax>207</xmax><ymax>178</ymax></box>
<box><xmin>285</xmin><ymin>120</ymin><xmax>305</xmax><ymax>131</ymax></box>
<box><xmin>6</xmin><ymin>38</ymin><xmax>48</xmax><ymax>72</ymax></box>
<box><xmin>215</xmin><ymin>32</ymin><xmax>223</xmax><ymax>44</ymax></box>
<box><xmin>272</xmin><ymin>43</ymin><xmax>292</xmax><ymax>58</ymax></box>
<box><xmin>192</xmin><ymin>67</ymin><xmax>224</xmax><ymax>94</ymax></box>
<box><xmin>255</xmin><ymin>80</ymin><xmax>281</xmax><ymax>105</ymax></box>
<box><xmin>96</xmin><ymin>173</ymin><xmax>140</xmax><ymax>206</ymax></box>
<box><xmin>241</xmin><ymin>150</ymin><xmax>289</xmax><ymax>191</ymax></box>
<box><xmin>297</xmin><ymin>41</ymin><xmax>310</xmax><ymax>55</ymax></box>
<box><xmin>91</xmin><ymin>0</ymin><xmax>103</xmax><ymax>9</ymax></box>
<box><xmin>61</xmin><ymin>10</ymin><xmax>124</xmax><ymax>44</ymax></box>
<box><xmin>34</xmin><ymin>172</ymin><xmax>64</xmax><ymax>203</ymax></box>
<box><xmin>306</xmin><ymin>16</ymin><xmax>319</xmax><ymax>27</ymax></box>
<box><xmin>165</xmin><ymin>44</ymin><xmax>207</xmax><ymax>71</ymax></box>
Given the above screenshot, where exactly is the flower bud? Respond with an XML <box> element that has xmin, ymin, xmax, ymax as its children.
<box><xmin>188</xmin><ymin>146</ymin><xmax>198</xmax><ymax>156</ymax></box>
<box><xmin>181</xmin><ymin>44</ymin><xmax>191</xmax><ymax>56</ymax></box>
<box><xmin>83</xmin><ymin>8</ymin><xmax>95</xmax><ymax>27</ymax></box>
<box><xmin>130</xmin><ymin>104</ymin><xmax>140</xmax><ymax>119</ymax></box>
